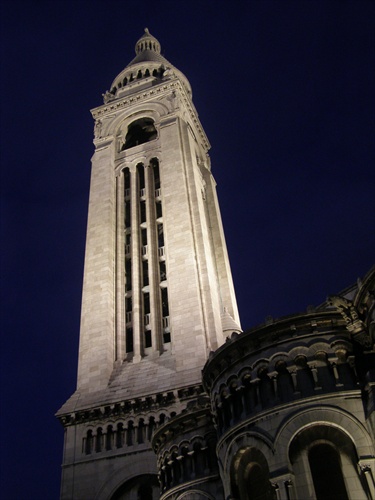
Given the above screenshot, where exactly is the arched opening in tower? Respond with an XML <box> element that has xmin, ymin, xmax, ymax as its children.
<box><xmin>122</xmin><ymin>118</ymin><xmax>157</xmax><ymax>150</ymax></box>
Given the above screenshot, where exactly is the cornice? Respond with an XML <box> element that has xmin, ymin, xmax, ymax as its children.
<box><xmin>91</xmin><ymin>79</ymin><xmax>210</xmax><ymax>151</ymax></box>
<box><xmin>56</xmin><ymin>383</ymin><xmax>205</xmax><ymax>427</ymax></box>
<box><xmin>152</xmin><ymin>396</ymin><xmax>213</xmax><ymax>453</ymax></box>
<box><xmin>202</xmin><ymin>311</ymin><xmax>349</xmax><ymax>391</ymax></box>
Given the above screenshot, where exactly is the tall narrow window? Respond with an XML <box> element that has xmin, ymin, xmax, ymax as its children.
<box><xmin>124</xmin><ymin>168</ymin><xmax>131</xmax><ymax>228</ymax></box>
<box><xmin>141</xmin><ymin>228</ymin><xmax>147</xmax><ymax>257</ymax></box>
<box><xmin>85</xmin><ymin>430</ymin><xmax>93</xmax><ymax>455</ymax></box>
<box><xmin>147</xmin><ymin>417</ymin><xmax>155</xmax><ymax>441</ymax></box>
<box><xmin>140</xmin><ymin>200</ymin><xmax>146</xmax><ymax>224</ymax></box>
<box><xmin>143</xmin><ymin>293</ymin><xmax>151</xmax><ymax>347</ymax></box>
<box><xmin>144</xmin><ymin>293</ymin><xmax>150</xmax><ymax>315</ymax></box>
<box><xmin>137</xmin><ymin>419</ymin><xmax>145</xmax><ymax>444</ymax></box>
<box><xmin>153</xmin><ymin>158</ymin><xmax>161</xmax><ymax>190</ymax></box>
<box><xmin>124</xmin><ymin>168</ymin><xmax>132</xmax><ymax>353</ymax></box>
<box><xmin>159</xmin><ymin>261</ymin><xmax>167</xmax><ymax>282</ymax></box>
<box><xmin>95</xmin><ymin>428</ymin><xmax>103</xmax><ymax>453</ymax></box>
<box><xmin>126</xmin><ymin>327</ymin><xmax>133</xmax><ymax>353</ymax></box>
<box><xmin>126</xmin><ymin>421</ymin><xmax>134</xmax><ymax>446</ymax></box>
<box><xmin>161</xmin><ymin>288</ymin><xmax>169</xmax><ymax>317</ymax></box>
<box><xmin>125</xmin><ymin>200</ymin><xmax>131</xmax><ymax>228</ymax></box>
<box><xmin>125</xmin><ymin>259</ymin><xmax>132</xmax><ymax>292</ymax></box>
<box><xmin>138</xmin><ymin>163</ymin><xmax>145</xmax><ymax>194</ymax></box>
<box><xmin>106</xmin><ymin>426</ymin><xmax>113</xmax><ymax>451</ymax></box>
<box><xmin>142</xmin><ymin>260</ymin><xmax>149</xmax><ymax>287</ymax></box>
<box><xmin>141</xmin><ymin>228</ymin><xmax>147</xmax><ymax>245</ymax></box>
<box><xmin>145</xmin><ymin>331</ymin><xmax>152</xmax><ymax>348</ymax></box>
<box><xmin>161</xmin><ymin>287</ymin><xmax>170</xmax><ymax>343</ymax></box>
<box><xmin>116</xmin><ymin>423</ymin><xmax>124</xmax><ymax>449</ymax></box>
<box><xmin>125</xmin><ymin>297</ymin><xmax>132</xmax><ymax>324</ymax></box>
<box><xmin>158</xmin><ymin>224</ymin><xmax>164</xmax><ymax>248</ymax></box>
<box><xmin>156</xmin><ymin>201</ymin><xmax>162</xmax><ymax>219</ymax></box>
<box><xmin>125</xmin><ymin>232</ymin><xmax>131</xmax><ymax>256</ymax></box>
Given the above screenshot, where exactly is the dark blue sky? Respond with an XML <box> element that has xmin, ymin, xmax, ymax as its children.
<box><xmin>1</xmin><ymin>1</ymin><xmax>374</xmax><ymax>498</ymax></box>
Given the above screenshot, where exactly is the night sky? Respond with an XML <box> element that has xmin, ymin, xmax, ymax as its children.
<box><xmin>1</xmin><ymin>1</ymin><xmax>374</xmax><ymax>498</ymax></box>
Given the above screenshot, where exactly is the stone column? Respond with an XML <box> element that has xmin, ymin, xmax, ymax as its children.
<box><xmin>115</xmin><ymin>172</ymin><xmax>125</xmax><ymax>361</ymax></box>
<box><xmin>131</xmin><ymin>166</ymin><xmax>142</xmax><ymax>362</ymax></box>
<box><xmin>145</xmin><ymin>161</ymin><xmax>162</xmax><ymax>353</ymax></box>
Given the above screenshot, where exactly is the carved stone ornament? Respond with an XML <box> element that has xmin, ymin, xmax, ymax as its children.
<box><xmin>102</xmin><ymin>90</ymin><xmax>115</xmax><ymax>104</ymax></box>
<box><xmin>328</xmin><ymin>295</ymin><xmax>372</xmax><ymax>348</ymax></box>
<box><xmin>94</xmin><ymin>119</ymin><xmax>102</xmax><ymax>139</ymax></box>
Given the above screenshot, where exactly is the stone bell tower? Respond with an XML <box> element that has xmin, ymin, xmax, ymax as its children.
<box><xmin>56</xmin><ymin>29</ymin><xmax>240</xmax><ymax>500</ymax></box>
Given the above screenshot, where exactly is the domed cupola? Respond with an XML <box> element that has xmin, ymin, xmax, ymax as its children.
<box><xmin>135</xmin><ymin>28</ymin><xmax>161</xmax><ymax>55</ymax></box>
<box><xmin>106</xmin><ymin>29</ymin><xmax>192</xmax><ymax>101</ymax></box>
<box><xmin>125</xmin><ymin>28</ymin><xmax>168</xmax><ymax>66</ymax></box>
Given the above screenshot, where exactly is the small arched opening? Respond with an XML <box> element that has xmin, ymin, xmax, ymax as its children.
<box><xmin>122</xmin><ymin>118</ymin><xmax>157</xmax><ymax>150</ymax></box>
<box><xmin>230</xmin><ymin>447</ymin><xmax>275</xmax><ymax>500</ymax></box>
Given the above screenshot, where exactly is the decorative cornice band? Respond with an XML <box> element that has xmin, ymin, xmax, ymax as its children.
<box><xmin>57</xmin><ymin>384</ymin><xmax>205</xmax><ymax>427</ymax></box>
<box><xmin>91</xmin><ymin>79</ymin><xmax>210</xmax><ymax>150</ymax></box>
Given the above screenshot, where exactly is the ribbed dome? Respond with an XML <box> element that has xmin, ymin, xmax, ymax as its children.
<box><xmin>126</xmin><ymin>28</ymin><xmax>168</xmax><ymax>67</ymax></box>
<box><xmin>108</xmin><ymin>29</ymin><xmax>192</xmax><ymax>99</ymax></box>
<box><xmin>135</xmin><ymin>28</ymin><xmax>161</xmax><ymax>55</ymax></box>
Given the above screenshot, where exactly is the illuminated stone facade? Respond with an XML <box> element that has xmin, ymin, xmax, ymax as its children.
<box><xmin>150</xmin><ymin>268</ymin><xmax>374</xmax><ymax>500</ymax></box>
<box><xmin>57</xmin><ymin>30</ymin><xmax>375</xmax><ymax>500</ymax></box>
<box><xmin>201</xmin><ymin>269</ymin><xmax>375</xmax><ymax>500</ymax></box>
<box><xmin>56</xmin><ymin>29</ymin><xmax>239</xmax><ymax>499</ymax></box>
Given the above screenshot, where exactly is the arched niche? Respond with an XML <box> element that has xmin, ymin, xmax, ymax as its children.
<box><xmin>122</xmin><ymin>118</ymin><xmax>157</xmax><ymax>150</ymax></box>
<box><xmin>288</xmin><ymin>423</ymin><xmax>369</xmax><ymax>500</ymax></box>
<box><xmin>230</xmin><ymin>447</ymin><xmax>275</xmax><ymax>500</ymax></box>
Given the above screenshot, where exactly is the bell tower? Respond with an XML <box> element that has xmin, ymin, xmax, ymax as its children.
<box><xmin>57</xmin><ymin>29</ymin><xmax>240</xmax><ymax>500</ymax></box>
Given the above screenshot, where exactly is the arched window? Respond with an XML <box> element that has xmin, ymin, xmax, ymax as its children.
<box><xmin>147</xmin><ymin>416</ymin><xmax>155</xmax><ymax>441</ymax></box>
<box><xmin>308</xmin><ymin>443</ymin><xmax>349</xmax><ymax>500</ymax></box>
<box><xmin>245</xmin><ymin>462</ymin><xmax>271</xmax><ymax>500</ymax></box>
<box><xmin>126</xmin><ymin>421</ymin><xmax>134</xmax><ymax>446</ymax></box>
<box><xmin>137</xmin><ymin>419</ymin><xmax>145</xmax><ymax>444</ymax></box>
<box><xmin>95</xmin><ymin>427</ymin><xmax>103</xmax><ymax>452</ymax></box>
<box><xmin>106</xmin><ymin>425</ymin><xmax>113</xmax><ymax>450</ymax></box>
<box><xmin>230</xmin><ymin>447</ymin><xmax>274</xmax><ymax>500</ymax></box>
<box><xmin>289</xmin><ymin>425</ymin><xmax>363</xmax><ymax>500</ymax></box>
<box><xmin>85</xmin><ymin>430</ymin><xmax>93</xmax><ymax>454</ymax></box>
<box><xmin>116</xmin><ymin>423</ymin><xmax>124</xmax><ymax>448</ymax></box>
<box><xmin>122</xmin><ymin>118</ymin><xmax>157</xmax><ymax>150</ymax></box>
<box><xmin>258</xmin><ymin>367</ymin><xmax>274</xmax><ymax>408</ymax></box>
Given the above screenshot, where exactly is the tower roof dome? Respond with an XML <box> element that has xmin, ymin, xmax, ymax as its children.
<box><xmin>135</xmin><ymin>28</ymin><xmax>161</xmax><ymax>55</ymax></box>
<box><xmin>126</xmin><ymin>28</ymin><xmax>167</xmax><ymax>66</ymax></box>
<box><xmin>108</xmin><ymin>29</ymin><xmax>192</xmax><ymax>98</ymax></box>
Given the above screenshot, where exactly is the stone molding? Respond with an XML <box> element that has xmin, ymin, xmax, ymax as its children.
<box><xmin>202</xmin><ymin>311</ymin><xmax>348</xmax><ymax>391</ymax></box>
<box><xmin>152</xmin><ymin>396</ymin><xmax>213</xmax><ymax>454</ymax></box>
<box><xmin>57</xmin><ymin>384</ymin><xmax>204</xmax><ymax>427</ymax></box>
<box><xmin>91</xmin><ymin>79</ymin><xmax>210</xmax><ymax>151</ymax></box>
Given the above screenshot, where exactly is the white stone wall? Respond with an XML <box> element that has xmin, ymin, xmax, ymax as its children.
<box><xmin>59</xmin><ymin>50</ymin><xmax>241</xmax><ymax>497</ymax></box>
<box><xmin>74</xmin><ymin>76</ymin><xmax>239</xmax><ymax>396</ymax></box>
<box><xmin>77</xmin><ymin>143</ymin><xmax>116</xmax><ymax>392</ymax></box>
